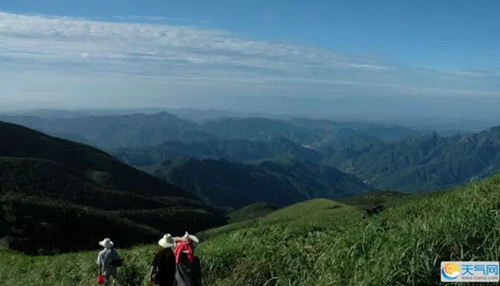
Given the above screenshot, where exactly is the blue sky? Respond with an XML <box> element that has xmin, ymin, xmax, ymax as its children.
<box><xmin>0</xmin><ymin>0</ymin><xmax>499</xmax><ymax>123</ymax></box>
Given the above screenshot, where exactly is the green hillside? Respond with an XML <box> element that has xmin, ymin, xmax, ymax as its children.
<box><xmin>0</xmin><ymin>158</ymin><xmax>168</xmax><ymax>211</ymax></box>
<box><xmin>339</xmin><ymin>190</ymin><xmax>410</xmax><ymax>209</ymax></box>
<box><xmin>150</xmin><ymin>157</ymin><xmax>373</xmax><ymax>208</ymax></box>
<box><xmin>0</xmin><ymin>121</ymin><xmax>225</xmax><ymax>254</ymax></box>
<box><xmin>0</xmin><ymin>121</ymin><xmax>192</xmax><ymax>198</ymax></box>
<box><xmin>228</xmin><ymin>202</ymin><xmax>279</xmax><ymax>223</ymax></box>
<box><xmin>4</xmin><ymin>174</ymin><xmax>500</xmax><ymax>285</ymax></box>
<box><xmin>0</xmin><ymin>195</ymin><xmax>162</xmax><ymax>255</ymax></box>
<box><xmin>254</xmin><ymin>155</ymin><xmax>374</xmax><ymax>198</ymax></box>
<box><xmin>196</xmin><ymin>175</ymin><xmax>500</xmax><ymax>285</ymax></box>
<box><xmin>319</xmin><ymin>128</ymin><xmax>500</xmax><ymax>192</ymax></box>
<box><xmin>111</xmin><ymin>137</ymin><xmax>322</xmax><ymax>167</ymax></box>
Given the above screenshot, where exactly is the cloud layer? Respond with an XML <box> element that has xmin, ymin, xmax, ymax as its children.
<box><xmin>0</xmin><ymin>11</ymin><xmax>499</xmax><ymax>117</ymax></box>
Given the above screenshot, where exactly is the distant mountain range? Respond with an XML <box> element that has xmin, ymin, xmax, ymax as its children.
<box><xmin>319</xmin><ymin>127</ymin><xmax>500</xmax><ymax>191</ymax></box>
<box><xmin>0</xmin><ymin>111</ymin><xmax>425</xmax><ymax>148</ymax></box>
<box><xmin>149</xmin><ymin>156</ymin><xmax>373</xmax><ymax>208</ymax></box>
<box><xmin>0</xmin><ymin>121</ymin><xmax>225</xmax><ymax>254</ymax></box>
<box><xmin>111</xmin><ymin>137</ymin><xmax>322</xmax><ymax>167</ymax></box>
<box><xmin>2</xmin><ymin>110</ymin><xmax>499</xmax><ymax>206</ymax></box>
<box><xmin>2</xmin><ymin>108</ymin><xmax>166</xmax><ymax>118</ymax></box>
<box><xmin>0</xmin><ymin>112</ymin><xmax>216</xmax><ymax>147</ymax></box>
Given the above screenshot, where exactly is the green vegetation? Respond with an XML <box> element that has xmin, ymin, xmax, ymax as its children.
<box><xmin>151</xmin><ymin>156</ymin><xmax>372</xmax><ymax>208</ymax></box>
<box><xmin>0</xmin><ymin>246</ymin><xmax>159</xmax><ymax>285</ymax></box>
<box><xmin>320</xmin><ymin>128</ymin><xmax>500</xmax><ymax>192</ymax></box>
<box><xmin>0</xmin><ymin>121</ymin><xmax>225</xmax><ymax>254</ymax></box>
<box><xmin>4</xmin><ymin>113</ymin><xmax>500</xmax><ymax>285</ymax></box>
<box><xmin>0</xmin><ymin>195</ymin><xmax>162</xmax><ymax>255</ymax></box>
<box><xmin>228</xmin><ymin>202</ymin><xmax>279</xmax><ymax>223</ymax></box>
<box><xmin>2</xmin><ymin>174</ymin><xmax>500</xmax><ymax>285</ymax></box>
<box><xmin>200</xmin><ymin>174</ymin><xmax>500</xmax><ymax>285</ymax></box>
<box><xmin>0</xmin><ymin>120</ymin><xmax>191</xmax><ymax>198</ymax></box>
<box><xmin>339</xmin><ymin>190</ymin><xmax>409</xmax><ymax>209</ymax></box>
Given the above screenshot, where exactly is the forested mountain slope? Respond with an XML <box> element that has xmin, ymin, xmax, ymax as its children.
<box><xmin>0</xmin><ymin>121</ymin><xmax>225</xmax><ymax>254</ymax></box>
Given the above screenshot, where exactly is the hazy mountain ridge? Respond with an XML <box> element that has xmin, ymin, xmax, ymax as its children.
<box><xmin>0</xmin><ymin>111</ymin><xmax>424</xmax><ymax>149</ymax></box>
<box><xmin>286</xmin><ymin>118</ymin><xmax>427</xmax><ymax>142</ymax></box>
<box><xmin>3</xmin><ymin>111</ymin><xmax>498</xmax><ymax>194</ymax></box>
<box><xmin>111</xmin><ymin>137</ymin><xmax>323</xmax><ymax>167</ymax></box>
<box><xmin>0</xmin><ymin>112</ymin><xmax>216</xmax><ymax>148</ymax></box>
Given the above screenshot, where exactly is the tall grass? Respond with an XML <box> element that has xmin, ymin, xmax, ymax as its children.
<box><xmin>2</xmin><ymin>175</ymin><xmax>500</xmax><ymax>285</ymax></box>
<box><xmin>198</xmin><ymin>175</ymin><xmax>500</xmax><ymax>285</ymax></box>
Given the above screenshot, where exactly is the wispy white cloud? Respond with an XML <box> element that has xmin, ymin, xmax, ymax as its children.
<box><xmin>0</xmin><ymin>10</ymin><xmax>499</xmax><ymax>113</ymax></box>
<box><xmin>448</xmin><ymin>68</ymin><xmax>497</xmax><ymax>78</ymax></box>
<box><xmin>0</xmin><ymin>11</ymin><xmax>396</xmax><ymax>73</ymax></box>
<box><xmin>112</xmin><ymin>15</ymin><xmax>169</xmax><ymax>22</ymax></box>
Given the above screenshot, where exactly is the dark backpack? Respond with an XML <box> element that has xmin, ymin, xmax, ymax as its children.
<box><xmin>110</xmin><ymin>248</ymin><xmax>123</xmax><ymax>267</ymax></box>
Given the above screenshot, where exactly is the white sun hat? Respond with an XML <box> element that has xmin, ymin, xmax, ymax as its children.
<box><xmin>158</xmin><ymin>234</ymin><xmax>175</xmax><ymax>248</ymax></box>
<box><xmin>182</xmin><ymin>231</ymin><xmax>199</xmax><ymax>249</ymax></box>
<box><xmin>98</xmin><ymin>238</ymin><xmax>114</xmax><ymax>248</ymax></box>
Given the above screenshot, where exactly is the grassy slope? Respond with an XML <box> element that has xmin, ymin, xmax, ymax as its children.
<box><xmin>198</xmin><ymin>176</ymin><xmax>500</xmax><ymax>286</ymax></box>
<box><xmin>2</xmin><ymin>175</ymin><xmax>500</xmax><ymax>285</ymax></box>
<box><xmin>228</xmin><ymin>202</ymin><xmax>279</xmax><ymax>223</ymax></box>
<box><xmin>339</xmin><ymin>190</ymin><xmax>410</xmax><ymax>209</ymax></box>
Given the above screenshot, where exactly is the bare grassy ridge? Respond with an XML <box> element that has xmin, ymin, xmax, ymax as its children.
<box><xmin>2</xmin><ymin>174</ymin><xmax>500</xmax><ymax>285</ymax></box>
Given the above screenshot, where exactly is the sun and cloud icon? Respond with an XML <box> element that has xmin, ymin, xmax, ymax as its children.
<box><xmin>442</xmin><ymin>262</ymin><xmax>460</xmax><ymax>280</ymax></box>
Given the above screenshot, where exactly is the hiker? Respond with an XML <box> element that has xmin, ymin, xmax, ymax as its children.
<box><xmin>97</xmin><ymin>238</ymin><xmax>123</xmax><ymax>286</ymax></box>
<box><xmin>150</xmin><ymin>234</ymin><xmax>176</xmax><ymax>286</ymax></box>
<box><xmin>173</xmin><ymin>232</ymin><xmax>202</xmax><ymax>286</ymax></box>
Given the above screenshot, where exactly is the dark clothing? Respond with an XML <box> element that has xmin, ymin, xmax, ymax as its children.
<box><xmin>174</xmin><ymin>253</ymin><xmax>202</xmax><ymax>286</ymax></box>
<box><xmin>152</xmin><ymin>248</ymin><xmax>176</xmax><ymax>286</ymax></box>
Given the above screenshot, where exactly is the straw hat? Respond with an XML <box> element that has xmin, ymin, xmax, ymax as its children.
<box><xmin>98</xmin><ymin>238</ymin><xmax>114</xmax><ymax>248</ymax></box>
<box><xmin>158</xmin><ymin>234</ymin><xmax>175</xmax><ymax>248</ymax></box>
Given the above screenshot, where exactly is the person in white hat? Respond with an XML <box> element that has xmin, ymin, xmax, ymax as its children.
<box><xmin>172</xmin><ymin>232</ymin><xmax>202</xmax><ymax>286</ymax></box>
<box><xmin>150</xmin><ymin>234</ymin><xmax>176</xmax><ymax>286</ymax></box>
<box><xmin>97</xmin><ymin>238</ymin><xmax>122</xmax><ymax>286</ymax></box>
